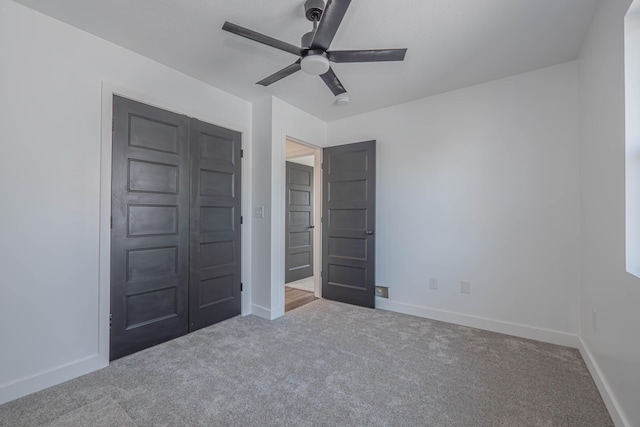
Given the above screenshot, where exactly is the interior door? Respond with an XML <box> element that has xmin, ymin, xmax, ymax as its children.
<box><xmin>110</xmin><ymin>96</ymin><xmax>190</xmax><ymax>360</ymax></box>
<box><xmin>111</xmin><ymin>96</ymin><xmax>243</xmax><ymax>359</ymax></box>
<box><xmin>188</xmin><ymin>119</ymin><xmax>242</xmax><ymax>331</ymax></box>
<box><xmin>322</xmin><ymin>141</ymin><xmax>376</xmax><ymax>308</ymax></box>
<box><xmin>285</xmin><ymin>161</ymin><xmax>314</xmax><ymax>283</ymax></box>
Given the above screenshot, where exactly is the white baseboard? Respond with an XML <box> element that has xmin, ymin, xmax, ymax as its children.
<box><xmin>1</xmin><ymin>302</ymin><xmax>627</xmax><ymax>427</ymax></box>
<box><xmin>272</xmin><ymin>306</ymin><xmax>285</xmax><ymax>319</ymax></box>
<box><xmin>251</xmin><ymin>304</ymin><xmax>284</xmax><ymax>320</ymax></box>
<box><xmin>578</xmin><ymin>338</ymin><xmax>630</xmax><ymax>427</ymax></box>
<box><xmin>0</xmin><ymin>354</ymin><xmax>106</xmax><ymax>405</ymax></box>
<box><xmin>375</xmin><ymin>298</ymin><xmax>630</xmax><ymax>425</ymax></box>
<box><xmin>375</xmin><ymin>297</ymin><xmax>580</xmax><ymax>348</ymax></box>
<box><xmin>250</xmin><ymin>303</ymin><xmax>271</xmax><ymax>319</ymax></box>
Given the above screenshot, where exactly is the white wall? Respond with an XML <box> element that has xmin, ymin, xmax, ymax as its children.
<box><xmin>271</xmin><ymin>98</ymin><xmax>327</xmax><ymax>314</ymax></box>
<box><xmin>250</xmin><ymin>98</ymin><xmax>274</xmax><ymax>318</ymax></box>
<box><xmin>0</xmin><ymin>0</ymin><xmax>252</xmax><ymax>404</ymax></box>
<box><xmin>579</xmin><ymin>0</ymin><xmax>640</xmax><ymax>425</ymax></box>
<box><xmin>329</xmin><ymin>62</ymin><xmax>582</xmax><ymax>345</ymax></box>
<box><xmin>250</xmin><ymin>97</ymin><xmax>327</xmax><ymax>319</ymax></box>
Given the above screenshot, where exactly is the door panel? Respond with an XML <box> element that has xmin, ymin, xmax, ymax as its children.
<box><xmin>322</xmin><ymin>141</ymin><xmax>376</xmax><ymax>308</ymax></box>
<box><xmin>285</xmin><ymin>161</ymin><xmax>314</xmax><ymax>283</ymax></box>
<box><xmin>189</xmin><ymin>119</ymin><xmax>242</xmax><ymax>331</ymax></box>
<box><xmin>111</xmin><ymin>96</ymin><xmax>243</xmax><ymax>359</ymax></box>
<box><xmin>110</xmin><ymin>96</ymin><xmax>190</xmax><ymax>360</ymax></box>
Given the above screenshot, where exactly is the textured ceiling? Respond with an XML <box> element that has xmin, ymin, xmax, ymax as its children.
<box><xmin>13</xmin><ymin>0</ymin><xmax>599</xmax><ymax>121</ymax></box>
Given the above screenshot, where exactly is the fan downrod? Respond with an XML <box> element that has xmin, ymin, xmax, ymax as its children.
<box><xmin>304</xmin><ymin>0</ymin><xmax>325</xmax><ymax>22</ymax></box>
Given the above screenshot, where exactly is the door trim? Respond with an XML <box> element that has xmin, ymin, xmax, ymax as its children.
<box><xmin>281</xmin><ymin>140</ymin><xmax>322</xmax><ymax>298</ymax></box>
<box><xmin>283</xmin><ymin>137</ymin><xmax>323</xmax><ymax>300</ymax></box>
<box><xmin>99</xmin><ymin>82</ymin><xmax>251</xmax><ymax>366</ymax></box>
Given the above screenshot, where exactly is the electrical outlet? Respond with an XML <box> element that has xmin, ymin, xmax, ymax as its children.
<box><xmin>460</xmin><ymin>281</ymin><xmax>471</xmax><ymax>295</ymax></box>
<box><xmin>375</xmin><ymin>286</ymin><xmax>389</xmax><ymax>298</ymax></box>
<box><xmin>592</xmin><ymin>310</ymin><xmax>597</xmax><ymax>331</ymax></box>
<box><xmin>429</xmin><ymin>277</ymin><xmax>438</xmax><ymax>290</ymax></box>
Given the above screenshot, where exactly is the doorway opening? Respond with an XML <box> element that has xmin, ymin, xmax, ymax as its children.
<box><xmin>284</xmin><ymin>138</ymin><xmax>322</xmax><ymax>312</ymax></box>
<box><xmin>279</xmin><ymin>137</ymin><xmax>377</xmax><ymax>313</ymax></box>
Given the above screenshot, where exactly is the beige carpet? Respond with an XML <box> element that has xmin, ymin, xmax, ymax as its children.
<box><xmin>0</xmin><ymin>300</ymin><xmax>612</xmax><ymax>426</ymax></box>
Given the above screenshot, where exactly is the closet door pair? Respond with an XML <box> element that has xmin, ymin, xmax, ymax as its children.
<box><xmin>110</xmin><ymin>95</ymin><xmax>241</xmax><ymax>360</ymax></box>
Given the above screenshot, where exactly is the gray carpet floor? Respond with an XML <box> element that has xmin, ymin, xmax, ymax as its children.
<box><xmin>0</xmin><ymin>300</ymin><xmax>612</xmax><ymax>426</ymax></box>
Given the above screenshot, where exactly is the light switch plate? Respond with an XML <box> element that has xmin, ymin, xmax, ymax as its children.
<box><xmin>460</xmin><ymin>281</ymin><xmax>471</xmax><ymax>295</ymax></box>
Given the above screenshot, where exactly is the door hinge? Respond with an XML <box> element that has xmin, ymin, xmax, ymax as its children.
<box><xmin>109</xmin><ymin>313</ymin><xmax>113</xmax><ymax>329</ymax></box>
<box><xmin>240</xmin><ymin>282</ymin><xmax>243</xmax><ymax>292</ymax></box>
<box><xmin>320</xmin><ymin>271</ymin><xmax>323</xmax><ymax>278</ymax></box>
<box><xmin>110</xmin><ymin>216</ymin><xmax>113</xmax><ymax>229</ymax></box>
<box><xmin>321</xmin><ymin>163</ymin><xmax>323</xmax><ymax>170</ymax></box>
<box><xmin>321</xmin><ymin>216</ymin><xmax>323</xmax><ymax>224</ymax></box>
<box><xmin>240</xmin><ymin>215</ymin><xmax>243</xmax><ymax>225</ymax></box>
<box><xmin>112</xmin><ymin>117</ymin><xmax>115</xmax><ymax>132</ymax></box>
<box><xmin>241</xmin><ymin>149</ymin><xmax>244</xmax><ymax>158</ymax></box>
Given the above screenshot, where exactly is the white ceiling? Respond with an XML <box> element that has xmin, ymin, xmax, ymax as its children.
<box><xmin>14</xmin><ymin>0</ymin><xmax>599</xmax><ymax>122</ymax></box>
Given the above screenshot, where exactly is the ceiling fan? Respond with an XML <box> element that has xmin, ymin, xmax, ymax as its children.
<box><xmin>222</xmin><ymin>0</ymin><xmax>407</xmax><ymax>97</ymax></box>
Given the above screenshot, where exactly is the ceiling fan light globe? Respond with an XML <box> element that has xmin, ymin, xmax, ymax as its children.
<box><xmin>301</xmin><ymin>55</ymin><xmax>330</xmax><ymax>75</ymax></box>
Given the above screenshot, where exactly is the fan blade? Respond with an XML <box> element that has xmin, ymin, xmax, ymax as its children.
<box><xmin>223</xmin><ymin>21</ymin><xmax>301</xmax><ymax>56</ymax></box>
<box><xmin>329</xmin><ymin>48</ymin><xmax>407</xmax><ymax>63</ymax></box>
<box><xmin>311</xmin><ymin>0</ymin><xmax>351</xmax><ymax>50</ymax></box>
<box><xmin>256</xmin><ymin>60</ymin><xmax>302</xmax><ymax>86</ymax></box>
<box><xmin>320</xmin><ymin>68</ymin><xmax>347</xmax><ymax>96</ymax></box>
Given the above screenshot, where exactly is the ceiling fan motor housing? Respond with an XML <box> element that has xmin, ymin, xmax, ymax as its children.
<box><xmin>305</xmin><ymin>0</ymin><xmax>325</xmax><ymax>21</ymax></box>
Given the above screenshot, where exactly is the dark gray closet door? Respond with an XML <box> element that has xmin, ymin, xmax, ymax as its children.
<box><xmin>110</xmin><ymin>95</ymin><xmax>190</xmax><ymax>360</ymax></box>
<box><xmin>188</xmin><ymin>119</ymin><xmax>242</xmax><ymax>331</ymax></box>
<box><xmin>322</xmin><ymin>141</ymin><xmax>376</xmax><ymax>308</ymax></box>
<box><xmin>285</xmin><ymin>161</ymin><xmax>314</xmax><ymax>283</ymax></box>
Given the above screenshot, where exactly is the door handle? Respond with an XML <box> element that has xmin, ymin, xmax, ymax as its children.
<box><xmin>366</xmin><ymin>230</ymin><xmax>375</xmax><ymax>235</ymax></box>
<box><xmin>308</xmin><ymin>225</ymin><xmax>315</xmax><ymax>229</ymax></box>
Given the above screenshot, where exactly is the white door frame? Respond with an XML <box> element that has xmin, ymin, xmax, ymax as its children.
<box><xmin>283</xmin><ymin>137</ymin><xmax>323</xmax><ymax>299</ymax></box>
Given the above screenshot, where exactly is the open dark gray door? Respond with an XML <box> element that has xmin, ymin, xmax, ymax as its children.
<box><xmin>188</xmin><ymin>119</ymin><xmax>242</xmax><ymax>331</ymax></box>
<box><xmin>322</xmin><ymin>141</ymin><xmax>376</xmax><ymax>308</ymax></box>
<box><xmin>285</xmin><ymin>161</ymin><xmax>314</xmax><ymax>283</ymax></box>
<box><xmin>110</xmin><ymin>96</ymin><xmax>190</xmax><ymax>360</ymax></box>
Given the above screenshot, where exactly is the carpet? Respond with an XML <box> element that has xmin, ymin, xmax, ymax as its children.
<box><xmin>0</xmin><ymin>300</ymin><xmax>612</xmax><ymax>426</ymax></box>
<box><xmin>46</xmin><ymin>396</ymin><xmax>136</xmax><ymax>427</ymax></box>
